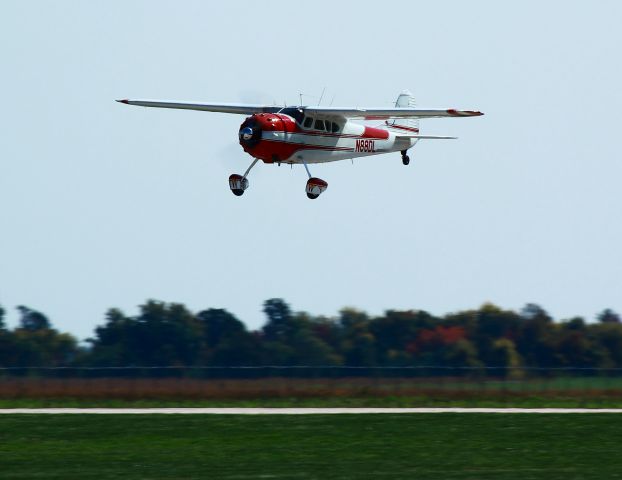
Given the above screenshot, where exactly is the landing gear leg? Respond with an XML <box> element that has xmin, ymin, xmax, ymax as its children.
<box><xmin>401</xmin><ymin>150</ymin><xmax>410</xmax><ymax>166</ymax></box>
<box><xmin>229</xmin><ymin>158</ymin><xmax>259</xmax><ymax>196</ymax></box>
<box><xmin>301</xmin><ymin>158</ymin><xmax>328</xmax><ymax>200</ymax></box>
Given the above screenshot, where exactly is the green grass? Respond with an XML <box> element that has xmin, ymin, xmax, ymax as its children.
<box><xmin>0</xmin><ymin>414</ymin><xmax>621</xmax><ymax>479</ymax></box>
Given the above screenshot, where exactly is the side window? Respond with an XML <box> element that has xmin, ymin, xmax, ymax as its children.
<box><xmin>314</xmin><ymin>119</ymin><xmax>325</xmax><ymax>130</ymax></box>
<box><xmin>331</xmin><ymin>122</ymin><xmax>340</xmax><ymax>133</ymax></box>
<box><xmin>303</xmin><ymin>116</ymin><xmax>313</xmax><ymax>128</ymax></box>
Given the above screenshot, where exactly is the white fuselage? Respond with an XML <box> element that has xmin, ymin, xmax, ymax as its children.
<box><xmin>251</xmin><ymin>113</ymin><xmax>417</xmax><ymax>165</ymax></box>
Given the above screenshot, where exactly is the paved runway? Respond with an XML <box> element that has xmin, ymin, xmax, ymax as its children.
<box><xmin>1</xmin><ymin>408</ymin><xmax>622</xmax><ymax>414</ymax></box>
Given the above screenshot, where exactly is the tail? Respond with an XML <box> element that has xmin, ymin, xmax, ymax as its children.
<box><xmin>385</xmin><ymin>90</ymin><xmax>420</xmax><ymax>136</ymax></box>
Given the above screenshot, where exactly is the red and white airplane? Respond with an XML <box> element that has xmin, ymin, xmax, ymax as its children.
<box><xmin>117</xmin><ymin>91</ymin><xmax>482</xmax><ymax>199</ymax></box>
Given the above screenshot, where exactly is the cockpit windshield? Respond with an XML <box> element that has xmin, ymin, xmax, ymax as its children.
<box><xmin>279</xmin><ymin>107</ymin><xmax>304</xmax><ymax>124</ymax></box>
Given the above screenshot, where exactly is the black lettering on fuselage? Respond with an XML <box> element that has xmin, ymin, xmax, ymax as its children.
<box><xmin>355</xmin><ymin>139</ymin><xmax>375</xmax><ymax>153</ymax></box>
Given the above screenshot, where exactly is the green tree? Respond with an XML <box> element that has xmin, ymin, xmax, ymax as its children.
<box><xmin>448</xmin><ymin>303</ymin><xmax>521</xmax><ymax>367</ymax></box>
<box><xmin>198</xmin><ymin>309</ymin><xmax>246</xmax><ymax>346</ymax></box>
<box><xmin>11</xmin><ymin>329</ymin><xmax>78</xmax><ymax>366</ymax></box>
<box><xmin>262</xmin><ymin>298</ymin><xmax>296</xmax><ymax>342</ymax></box>
<box><xmin>592</xmin><ymin>322</ymin><xmax>622</xmax><ymax>366</ymax></box>
<box><xmin>598</xmin><ymin>309</ymin><xmax>621</xmax><ymax>324</ymax></box>
<box><xmin>287</xmin><ymin>313</ymin><xmax>341</xmax><ymax>365</ymax></box>
<box><xmin>516</xmin><ymin>303</ymin><xmax>557</xmax><ymax>367</ymax></box>
<box><xmin>491</xmin><ymin>338</ymin><xmax>523</xmax><ymax>378</ymax></box>
<box><xmin>0</xmin><ymin>305</ymin><xmax>15</xmax><ymax>366</ymax></box>
<box><xmin>17</xmin><ymin>305</ymin><xmax>50</xmax><ymax>331</ymax></box>
<box><xmin>370</xmin><ymin>310</ymin><xmax>435</xmax><ymax>364</ymax></box>
<box><xmin>444</xmin><ymin>339</ymin><xmax>482</xmax><ymax>368</ymax></box>
<box><xmin>197</xmin><ymin>309</ymin><xmax>261</xmax><ymax>365</ymax></box>
<box><xmin>88</xmin><ymin>300</ymin><xmax>202</xmax><ymax>366</ymax></box>
<box><xmin>337</xmin><ymin>308</ymin><xmax>377</xmax><ymax>366</ymax></box>
<box><xmin>556</xmin><ymin>318</ymin><xmax>605</xmax><ymax>367</ymax></box>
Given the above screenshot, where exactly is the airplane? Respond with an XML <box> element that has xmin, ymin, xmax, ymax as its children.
<box><xmin>116</xmin><ymin>90</ymin><xmax>483</xmax><ymax>199</ymax></box>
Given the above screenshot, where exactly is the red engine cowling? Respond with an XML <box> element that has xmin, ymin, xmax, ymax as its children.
<box><xmin>238</xmin><ymin>113</ymin><xmax>298</xmax><ymax>163</ymax></box>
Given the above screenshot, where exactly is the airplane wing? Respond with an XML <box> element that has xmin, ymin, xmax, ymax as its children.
<box><xmin>115</xmin><ymin>99</ymin><xmax>278</xmax><ymax>115</ymax></box>
<box><xmin>116</xmin><ymin>99</ymin><xmax>483</xmax><ymax>120</ymax></box>
<box><xmin>303</xmin><ymin>106</ymin><xmax>483</xmax><ymax>119</ymax></box>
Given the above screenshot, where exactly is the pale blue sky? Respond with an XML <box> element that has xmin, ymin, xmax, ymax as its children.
<box><xmin>1</xmin><ymin>1</ymin><xmax>621</xmax><ymax>339</ymax></box>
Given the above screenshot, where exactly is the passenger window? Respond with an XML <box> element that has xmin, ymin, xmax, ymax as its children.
<box><xmin>303</xmin><ymin>116</ymin><xmax>313</xmax><ymax>128</ymax></box>
<box><xmin>331</xmin><ymin>122</ymin><xmax>340</xmax><ymax>133</ymax></box>
<box><xmin>314</xmin><ymin>119</ymin><xmax>325</xmax><ymax>130</ymax></box>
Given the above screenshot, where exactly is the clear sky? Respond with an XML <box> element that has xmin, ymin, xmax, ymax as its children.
<box><xmin>1</xmin><ymin>1</ymin><xmax>621</xmax><ymax>340</ymax></box>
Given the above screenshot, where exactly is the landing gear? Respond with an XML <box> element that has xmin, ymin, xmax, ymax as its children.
<box><xmin>301</xmin><ymin>158</ymin><xmax>328</xmax><ymax>200</ymax></box>
<box><xmin>229</xmin><ymin>158</ymin><xmax>259</xmax><ymax>197</ymax></box>
<box><xmin>401</xmin><ymin>150</ymin><xmax>410</xmax><ymax>166</ymax></box>
<box><xmin>306</xmin><ymin>178</ymin><xmax>328</xmax><ymax>199</ymax></box>
<box><xmin>228</xmin><ymin>174</ymin><xmax>248</xmax><ymax>196</ymax></box>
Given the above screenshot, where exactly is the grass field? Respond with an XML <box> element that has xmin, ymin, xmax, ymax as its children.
<box><xmin>1</xmin><ymin>414</ymin><xmax>621</xmax><ymax>479</ymax></box>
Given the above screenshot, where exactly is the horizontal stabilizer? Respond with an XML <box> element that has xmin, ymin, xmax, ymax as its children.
<box><xmin>397</xmin><ymin>135</ymin><xmax>457</xmax><ymax>140</ymax></box>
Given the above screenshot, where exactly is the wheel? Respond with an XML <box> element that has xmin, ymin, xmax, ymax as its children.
<box><xmin>305</xmin><ymin>177</ymin><xmax>328</xmax><ymax>200</ymax></box>
<box><xmin>229</xmin><ymin>174</ymin><xmax>249</xmax><ymax>196</ymax></box>
<box><xmin>402</xmin><ymin>155</ymin><xmax>410</xmax><ymax>165</ymax></box>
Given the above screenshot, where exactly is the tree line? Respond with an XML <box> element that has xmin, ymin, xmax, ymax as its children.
<box><xmin>0</xmin><ymin>300</ymin><xmax>621</xmax><ymax>371</ymax></box>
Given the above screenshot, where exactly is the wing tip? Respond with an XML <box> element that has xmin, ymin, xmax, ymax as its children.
<box><xmin>116</xmin><ymin>99</ymin><xmax>130</xmax><ymax>104</ymax></box>
<box><xmin>447</xmin><ymin>109</ymin><xmax>484</xmax><ymax>117</ymax></box>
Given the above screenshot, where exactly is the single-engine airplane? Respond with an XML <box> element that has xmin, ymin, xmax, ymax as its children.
<box><xmin>117</xmin><ymin>90</ymin><xmax>482</xmax><ymax>199</ymax></box>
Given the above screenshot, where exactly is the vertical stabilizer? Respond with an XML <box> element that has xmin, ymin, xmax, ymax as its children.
<box><xmin>386</xmin><ymin>90</ymin><xmax>420</xmax><ymax>136</ymax></box>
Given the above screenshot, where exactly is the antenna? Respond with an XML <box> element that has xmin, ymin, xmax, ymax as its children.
<box><xmin>318</xmin><ymin>87</ymin><xmax>326</xmax><ymax>106</ymax></box>
<box><xmin>299</xmin><ymin>92</ymin><xmax>320</xmax><ymax>105</ymax></box>
<box><xmin>329</xmin><ymin>93</ymin><xmax>336</xmax><ymax>107</ymax></box>
<box><xmin>299</xmin><ymin>93</ymin><xmax>303</xmax><ymax>106</ymax></box>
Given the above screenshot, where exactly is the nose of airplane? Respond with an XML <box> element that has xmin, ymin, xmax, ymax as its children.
<box><xmin>239</xmin><ymin>127</ymin><xmax>254</xmax><ymax>141</ymax></box>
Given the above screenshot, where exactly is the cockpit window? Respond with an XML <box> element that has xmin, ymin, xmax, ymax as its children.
<box><xmin>331</xmin><ymin>122</ymin><xmax>340</xmax><ymax>133</ymax></box>
<box><xmin>303</xmin><ymin>116</ymin><xmax>313</xmax><ymax>128</ymax></box>
<box><xmin>314</xmin><ymin>119</ymin><xmax>325</xmax><ymax>130</ymax></box>
<box><xmin>280</xmin><ymin>107</ymin><xmax>304</xmax><ymax>125</ymax></box>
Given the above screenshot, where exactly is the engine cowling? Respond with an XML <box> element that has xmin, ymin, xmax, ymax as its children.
<box><xmin>238</xmin><ymin>113</ymin><xmax>299</xmax><ymax>162</ymax></box>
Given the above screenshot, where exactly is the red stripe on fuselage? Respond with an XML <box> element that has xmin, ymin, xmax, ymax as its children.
<box><xmin>250</xmin><ymin>139</ymin><xmax>355</xmax><ymax>163</ymax></box>
<box><xmin>295</xmin><ymin>130</ymin><xmax>388</xmax><ymax>140</ymax></box>
<box><xmin>362</xmin><ymin>126</ymin><xmax>389</xmax><ymax>139</ymax></box>
<box><xmin>386</xmin><ymin>124</ymin><xmax>420</xmax><ymax>133</ymax></box>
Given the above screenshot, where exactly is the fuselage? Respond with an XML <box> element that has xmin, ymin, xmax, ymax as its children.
<box><xmin>238</xmin><ymin>109</ymin><xmax>416</xmax><ymax>165</ymax></box>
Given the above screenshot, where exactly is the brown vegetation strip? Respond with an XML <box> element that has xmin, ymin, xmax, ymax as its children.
<box><xmin>1</xmin><ymin>377</ymin><xmax>622</xmax><ymax>400</ymax></box>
